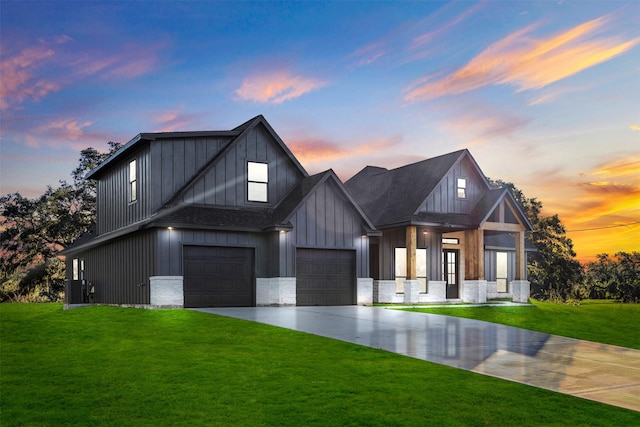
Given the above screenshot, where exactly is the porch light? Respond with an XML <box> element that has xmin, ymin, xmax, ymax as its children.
<box><xmin>168</xmin><ymin>227</ymin><xmax>173</xmax><ymax>230</ymax></box>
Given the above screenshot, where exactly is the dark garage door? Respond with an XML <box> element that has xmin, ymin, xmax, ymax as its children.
<box><xmin>183</xmin><ymin>246</ymin><xmax>255</xmax><ymax>308</ymax></box>
<box><xmin>296</xmin><ymin>249</ymin><xmax>356</xmax><ymax>306</ymax></box>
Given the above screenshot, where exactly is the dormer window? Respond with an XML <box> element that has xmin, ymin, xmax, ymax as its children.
<box><xmin>456</xmin><ymin>178</ymin><xmax>466</xmax><ymax>199</ymax></box>
<box><xmin>248</xmin><ymin>162</ymin><xmax>268</xmax><ymax>202</ymax></box>
<box><xmin>129</xmin><ymin>159</ymin><xmax>137</xmax><ymax>202</ymax></box>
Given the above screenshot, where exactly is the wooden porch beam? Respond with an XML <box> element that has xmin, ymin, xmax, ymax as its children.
<box><xmin>481</xmin><ymin>222</ymin><xmax>525</xmax><ymax>232</ymax></box>
<box><xmin>406</xmin><ymin>225</ymin><xmax>417</xmax><ymax>280</ymax></box>
<box><xmin>515</xmin><ymin>230</ymin><xmax>526</xmax><ymax>280</ymax></box>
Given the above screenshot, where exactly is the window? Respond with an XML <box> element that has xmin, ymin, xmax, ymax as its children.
<box><xmin>72</xmin><ymin>258</ymin><xmax>79</xmax><ymax>281</ymax></box>
<box><xmin>248</xmin><ymin>162</ymin><xmax>268</xmax><ymax>202</ymax></box>
<box><xmin>72</xmin><ymin>258</ymin><xmax>85</xmax><ymax>281</ymax></box>
<box><xmin>442</xmin><ymin>237</ymin><xmax>459</xmax><ymax>245</ymax></box>
<box><xmin>129</xmin><ymin>159</ymin><xmax>137</xmax><ymax>202</ymax></box>
<box><xmin>496</xmin><ymin>252</ymin><xmax>508</xmax><ymax>292</ymax></box>
<box><xmin>456</xmin><ymin>178</ymin><xmax>466</xmax><ymax>199</ymax></box>
<box><xmin>395</xmin><ymin>248</ymin><xmax>428</xmax><ymax>293</ymax></box>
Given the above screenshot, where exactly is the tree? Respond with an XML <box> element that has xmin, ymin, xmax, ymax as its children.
<box><xmin>489</xmin><ymin>179</ymin><xmax>584</xmax><ymax>302</ymax></box>
<box><xmin>584</xmin><ymin>252</ymin><xmax>640</xmax><ymax>302</ymax></box>
<box><xmin>0</xmin><ymin>142</ymin><xmax>121</xmax><ymax>302</ymax></box>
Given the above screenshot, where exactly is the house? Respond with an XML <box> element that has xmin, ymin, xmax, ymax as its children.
<box><xmin>345</xmin><ymin>149</ymin><xmax>533</xmax><ymax>304</ymax></box>
<box><xmin>62</xmin><ymin>116</ymin><xmax>532</xmax><ymax>308</ymax></box>
<box><xmin>61</xmin><ymin>115</ymin><xmax>378</xmax><ymax>308</ymax></box>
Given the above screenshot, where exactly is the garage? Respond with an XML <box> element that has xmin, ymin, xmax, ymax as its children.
<box><xmin>183</xmin><ymin>246</ymin><xmax>255</xmax><ymax>308</ymax></box>
<box><xmin>296</xmin><ymin>249</ymin><xmax>356</xmax><ymax>306</ymax></box>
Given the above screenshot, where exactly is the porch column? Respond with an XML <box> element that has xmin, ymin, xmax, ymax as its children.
<box><xmin>515</xmin><ymin>230</ymin><xmax>526</xmax><ymax>280</ymax></box>
<box><xmin>406</xmin><ymin>225</ymin><xmax>417</xmax><ymax>280</ymax></box>
<box><xmin>464</xmin><ymin>229</ymin><xmax>484</xmax><ymax>280</ymax></box>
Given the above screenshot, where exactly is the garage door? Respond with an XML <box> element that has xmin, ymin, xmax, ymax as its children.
<box><xmin>183</xmin><ymin>246</ymin><xmax>255</xmax><ymax>308</ymax></box>
<box><xmin>296</xmin><ymin>249</ymin><xmax>356</xmax><ymax>306</ymax></box>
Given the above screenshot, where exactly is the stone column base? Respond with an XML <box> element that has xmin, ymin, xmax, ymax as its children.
<box><xmin>256</xmin><ymin>277</ymin><xmax>296</xmax><ymax>306</ymax></box>
<box><xmin>150</xmin><ymin>276</ymin><xmax>184</xmax><ymax>307</ymax></box>
<box><xmin>462</xmin><ymin>280</ymin><xmax>488</xmax><ymax>304</ymax></box>
<box><xmin>511</xmin><ymin>280</ymin><xmax>530</xmax><ymax>303</ymax></box>
<box><xmin>373</xmin><ymin>280</ymin><xmax>404</xmax><ymax>304</ymax></box>
<box><xmin>357</xmin><ymin>278</ymin><xmax>373</xmax><ymax>305</ymax></box>
<box><xmin>404</xmin><ymin>280</ymin><xmax>420</xmax><ymax>304</ymax></box>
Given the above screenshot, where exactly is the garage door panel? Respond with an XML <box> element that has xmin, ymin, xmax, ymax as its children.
<box><xmin>183</xmin><ymin>246</ymin><xmax>255</xmax><ymax>308</ymax></box>
<box><xmin>296</xmin><ymin>249</ymin><xmax>355</xmax><ymax>306</ymax></box>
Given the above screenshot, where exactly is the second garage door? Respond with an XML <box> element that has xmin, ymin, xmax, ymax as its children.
<box><xmin>183</xmin><ymin>246</ymin><xmax>255</xmax><ymax>308</ymax></box>
<box><xmin>296</xmin><ymin>249</ymin><xmax>356</xmax><ymax>306</ymax></box>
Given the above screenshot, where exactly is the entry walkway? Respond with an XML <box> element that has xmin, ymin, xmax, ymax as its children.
<box><xmin>196</xmin><ymin>306</ymin><xmax>640</xmax><ymax>412</ymax></box>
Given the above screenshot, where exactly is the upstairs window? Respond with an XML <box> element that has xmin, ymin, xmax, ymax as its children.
<box><xmin>129</xmin><ymin>159</ymin><xmax>137</xmax><ymax>202</ymax></box>
<box><xmin>248</xmin><ymin>162</ymin><xmax>268</xmax><ymax>202</ymax></box>
<box><xmin>456</xmin><ymin>177</ymin><xmax>466</xmax><ymax>199</ymax></box>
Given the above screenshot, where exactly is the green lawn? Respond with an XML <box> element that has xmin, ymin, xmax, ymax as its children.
<box><xmin>402</xmin><ymin>299</ymin><xmax>640</xmax><ymax>349</ymax></box>
<box><xmin>1</xmin><ymin>303</ymin><xmax>639</xmax><ymax>426</ymax></box>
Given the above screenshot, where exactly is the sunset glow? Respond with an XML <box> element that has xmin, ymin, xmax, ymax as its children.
<box><xmin>1</xmin><ymin>1</ymin><xmax>638</xmax><ymax>263</ymax></box>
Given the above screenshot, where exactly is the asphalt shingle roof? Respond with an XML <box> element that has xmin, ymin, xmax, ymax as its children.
<box><xmin>346</xmin><ymin>150</ymin><xmax>467</xmax><ymax>227</ymax></box>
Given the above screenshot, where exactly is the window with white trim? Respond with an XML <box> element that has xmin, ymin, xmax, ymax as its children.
<box><xmin>395</xmin><ymin>247</ymin><xmax>428</xmax><ymax>293</ymax></box>
<box><xmin>129</xmin><ymin>159</ymin><xmax>137</xmax><ymax>202</ymax></box>
<box><xmin>248</xmin><ymin>162</ymin><xmax>268</xmax><ymax>202</ymax></box>
<box><xmin>456</xmin><ymin>178</ymin><xmax>466</xmax><ymax>199</ymax></box>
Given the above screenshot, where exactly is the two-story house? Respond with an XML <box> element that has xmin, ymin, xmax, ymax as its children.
<box><xmin>62</xmin><ymin>116</ymin><xmax>378</xmax><ymax>307</ymax></box>
<box><xmin>63</xmin><ymin>116</ymin><xmax>533</xmax><ymax>308</ymax></box>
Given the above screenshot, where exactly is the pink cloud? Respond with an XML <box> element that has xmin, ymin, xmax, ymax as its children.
<box><xmin>235</xmin><ymin>70</ymin><xmax>326</xmax><ymax>104</ymax></box>
<box><xmin>404</xmin><ymin>16</ymin><xmax>639</xmax><ymax>101</ymax></box>
<box><xmin>0</xmin><ymin>37</ymin><xmax>69</xmax><ymax>110</ymax></box>
<box><xmin>71</xmin><ymin>42</ymin><xmax>165</xmax><ymax>80</ymax></box>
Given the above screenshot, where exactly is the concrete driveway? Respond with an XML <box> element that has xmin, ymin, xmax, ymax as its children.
<box><xmin>195</xmin><ymin>306</ymin><xmax>640</xmax><ymax>412</ymax></box>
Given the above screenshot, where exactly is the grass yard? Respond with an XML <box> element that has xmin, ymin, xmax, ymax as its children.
<box><xmin>2</xmin><ymin>303</ymin><xmax>639</xmax><ymax>426</ymax></box>
<box><xmin>402</xmin><ymin>299</ymin><xmax>640</xmax><ymax>350</ymax></box>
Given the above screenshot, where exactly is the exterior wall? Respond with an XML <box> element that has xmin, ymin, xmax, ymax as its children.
<box><xmin>150</xmin><ymin>136</ymin><xmax>230</xmax><ymax>211</ymax></box>
<box><xmin>376</xmin><ymin>227</ymin><xmax>441</xmax><ymax>281</ymax></box>
<box><xmin>287</xmin><ymin>179</ymin><xmax>370</xmax><ymax>278</ymax></box>
<box><xmin>157</xmin><ymin>228</ymin><xmax>271</xmax><ymax>277</ymax></box>
<box><xmin>179</xmin><ymin>124</ymin><xmax>304</xmax><ymax>208</ymax></box>
<box><xmin>484</xmin><ymin>249</ymin><xmax>517</xmax><ymax>281</ymax></box>
<box><xmin>66</xmin><ymin>230</ymin><xmax>157</xmax><ymax>305</ymax></box>
<box><xmin>418</xmin><ymin>156</ymin><xmax>487</xmax><ymax>215</ymax></box>
<box><xmin>96</xmin><ymin>143</ymin><xmax>152</xmax><ymax>235</ymax></box>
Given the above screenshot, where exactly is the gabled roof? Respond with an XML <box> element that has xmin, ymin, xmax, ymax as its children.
<box><xmin>163</xmin><ymin>115</ymin><xmax>308</xmax><ymax>208</ymax></box>
<box><xmin>85</xmin><ymin>115</ymin><xmax>307</xmax><ymax>182</ymax></box>
<box><xmin>472</xmin><ymin>188</ymin><xmax>533</xmax><ymax>231</ymax></box>
<box><xmin>346</xmin><ymin>149</ymin><xmax>474</xmax><ymax>227</ymax></box>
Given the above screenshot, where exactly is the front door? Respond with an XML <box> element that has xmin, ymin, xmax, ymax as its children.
<box><xmin>443</xmin><ymin>249</ymin><xmax>459</xmax><ymax>299</ymax></box>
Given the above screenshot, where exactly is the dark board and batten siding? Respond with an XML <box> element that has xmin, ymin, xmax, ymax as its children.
<box><xmin>150</xmin><ymin>137</ymin><xmax>230</xmax><ymax>211</ymax></box>
<box><xmin>96</xmin><ymin>144</ymin><xmax>152</xmax><ymax>235</ymax></box>
<box><xmin>180</xmin><ymin>126</ymin><xmax>304</xmax><ymax>207</ymax></box>
<box><xmin>419</xmin><ymin>157</ymin><xmax>485</xmax><ymax>215</ymax></box>
<box><xmin>72</xmin><ymin>230</ymin><xmax>157</xmax><ymax>305</ymax></box>
<box><xmin>287</xmin><ymin>179</ymin><xmax>369</xmax><ymax>278</ymax></box>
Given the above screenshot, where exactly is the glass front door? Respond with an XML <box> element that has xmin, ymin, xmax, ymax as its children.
<box><xmin>442</xmin><ymin>249</ymin><xmax>459</xmax><ymax>299</ymax></box>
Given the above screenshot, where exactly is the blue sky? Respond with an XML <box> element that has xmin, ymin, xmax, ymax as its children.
<box><xmin>1</xmin><ymin>0</ymin><xmax>639</xmax><ymax>261</ymax></box>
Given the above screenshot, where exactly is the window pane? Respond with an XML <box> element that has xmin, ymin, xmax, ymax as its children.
<box><xmin>395</xmin><ymin>248</ymin><xmax>406</xmax><ymax>278</ymax></box>
<box><xmin>248</xmin><ymin>182</ymin><xmax>268</xmax><ymax>202</ymax></box>
<box><xmin>417</xmin><ymin>249</ymin><xmax>427</xmax><ymax>278</ymax></box>
<box><xmin>457</xmin><ymin>187</ymin><xmax>466</xmax><ymax>198</ymax></box>
<box><xmin>248</xmin><ymin>162</ymin><xmax>268</xmax><ymax>182</ymax></box>
<box><xmin>457</xmin><ymin>178</ymin><xmax>466</xmax><ymax>188</ymax></box>
<box><xmin>131</xmin><ymin>181</ymin><xmax>137</xmax><ymax>201</ymax></box>
<box><xmin>129</xmin><ymin>160</ymin><xmax>136</xmax><ymax>182</ymax></box>
<box><xmin>72</xmin><ymin>259</ymin><xmax>79</xmax><ymax>281</ymax></box>
<box><xmin>496</xmin><ymin>252</ymin><xmax>508</xmax><ymax>278</ymax></box>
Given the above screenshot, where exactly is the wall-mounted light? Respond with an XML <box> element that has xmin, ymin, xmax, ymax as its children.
<box><xmin>168</xmin><ymin>227</ymin><xmax>173</xmax><ymax>230</ymax></box>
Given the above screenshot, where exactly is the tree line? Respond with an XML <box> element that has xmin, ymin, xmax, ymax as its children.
<box><xmin>1</xmin><ymin>143</ymin><xmax>638</xmax><ymax>303</ymax></box>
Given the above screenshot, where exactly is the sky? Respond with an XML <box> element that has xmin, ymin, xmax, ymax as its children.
<box><xmin>1</xmin><ymin>0</ymin><xmax>639</xmax><ymax>263</ymax></box>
